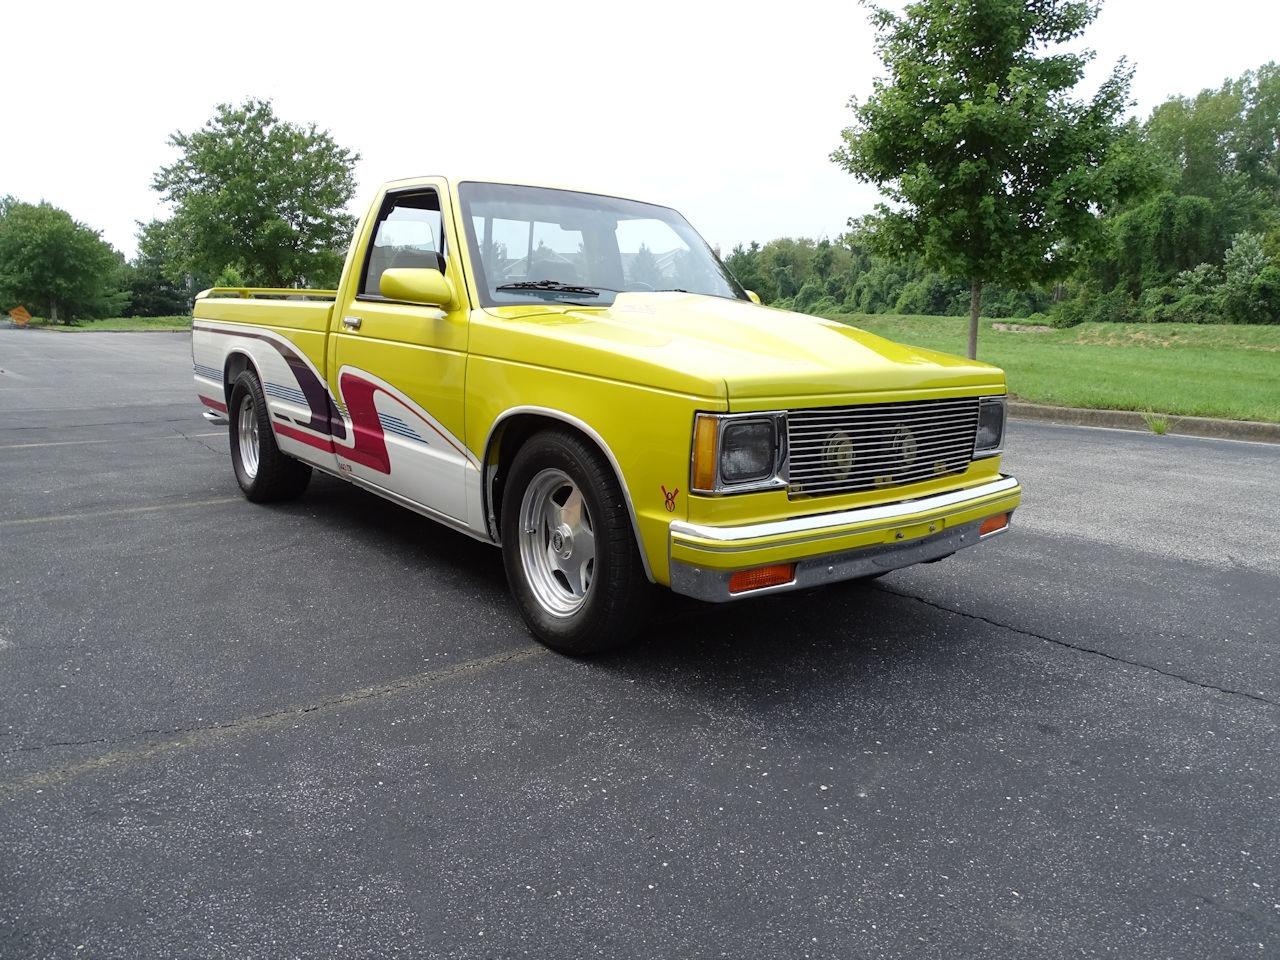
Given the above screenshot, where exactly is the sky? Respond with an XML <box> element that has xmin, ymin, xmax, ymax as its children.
<box><xmin>4</xmin><ymin>0</ymin><xmax>1279</xmax><ymax>261</ymax></box>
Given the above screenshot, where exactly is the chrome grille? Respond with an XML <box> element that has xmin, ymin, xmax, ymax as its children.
<box><xmin>786</xmin><ymin>397</ymin><xmax>979</xmax><ymax>498</ymax></box>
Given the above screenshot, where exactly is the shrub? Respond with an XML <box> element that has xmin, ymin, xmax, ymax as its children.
<box><xmin>1096</xmin><ymin>289</ymin><xmax>1139</xmax><ymax>323</ymax></box>
<box><xmin>1140</xmin><ymin>279</ymin><xmax>1218</xmax><ymax>323</ymax></box>
<box><xmin>791</xmin><ymin>278</ymin><xmax>825</xmax><ymax>313</ymax></box>
<box><xmin>893</xmin><ymin>274</ymin><xmax>958</xmax><ymax>315</ymax></box>
<box><xmin>1049</xmin><ymin>299</ymin><xmax>1086</xmax><ymax>328</ymax></box>
<box><xmin>1250</xmin><ymin>265</ymin><xmax>1280</xmax><ymax>324</ymax></box>
<box><xmin>1220</xmin><ymin>233</ymin><xmax>1275</xmax><ymax>324</ymax></box>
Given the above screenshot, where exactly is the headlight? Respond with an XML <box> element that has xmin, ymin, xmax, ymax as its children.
<box><xmin>974</xmin><ymin>396</ymin><xmax>1006</xmax><ymax>456</ymax></box>
<box><xmin>720</xmin><ymin>420</ymin><xmax>775</xmax><ymax>483</ymax></box>
<box><xmin>691</xmin><ymin>413</ymin><xmax>784</xmax><ymax>493</ymax></box>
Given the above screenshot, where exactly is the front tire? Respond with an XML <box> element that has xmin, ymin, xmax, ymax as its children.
<box><xmin>229</xmin><ymin>370</ymin><xmax>311</xmax><ymax>503</ymax></box>
<box><xmin>501</xmin><ymin>430</ymin><xmax>653</xmax><ymax>655</ymax></box>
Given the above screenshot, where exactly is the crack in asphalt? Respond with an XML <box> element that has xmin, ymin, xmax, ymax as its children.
<box><xmin>0</xmin><ymin>645</ymin><xmax>545</xmax><ymax>795</ymax></box>
<box><xmin>171</xmin><ymin>424</ymin><xmax>227</xmax><ymax>456</ymax></box>
<box><xmin>878</xmin><ymin>585</ymin><xmax>1279</xmax><ymax>710</ymax></box>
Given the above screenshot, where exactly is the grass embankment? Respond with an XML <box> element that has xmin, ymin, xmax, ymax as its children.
<box><xmin>28</xmin><ymin>315</ymin><xmax>190</xmax><ymax>331</ymax></box>
<box><xmin>828</xmin><ymin>313</ymin><xmax>1280</xmax><ymax>424</ymax></box>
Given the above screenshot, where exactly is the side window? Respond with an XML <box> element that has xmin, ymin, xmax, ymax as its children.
<box><xmin>361</xmin><ymin>191</ymin><xmax>445</xmax><ymax>297</ymax></box>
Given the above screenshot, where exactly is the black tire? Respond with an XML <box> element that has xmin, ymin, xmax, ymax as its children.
<box><xmin>228</xmin><ymin>369</ymin><xmax>312</xmax><ymax>503</ymax></box>
<box><xmin>500</xmin><ymin>430</ymin><xmax>654</xmax><ymax>655</ymax></box>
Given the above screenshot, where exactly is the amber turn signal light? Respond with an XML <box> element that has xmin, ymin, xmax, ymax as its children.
<box><xmin>728</xmin><ymin>563</ymin><xmax>797</xmax><ymax>594</ymax></box>
<box><xmin>979</xmin><ymin>513</ymin><xmax>1009</xmax><ymax>536</ymax></box>
<box><xmin>691</xmin><ymin>414</ymin><xmax>719</xmax><ymax>492</ymax></box>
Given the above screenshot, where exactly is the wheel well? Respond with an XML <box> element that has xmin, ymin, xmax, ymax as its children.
<box><xmin>486</xmin><ymin>414</ymin><xmax>556</xmax><ymax>538</ymax></box>
<box><xmin>222</xmin><ymin>352</ymin><xmax>253</xmax><ymax>407</ymax></box>
<box><xmin>483</xmin><ymin>412</ymin><xmax>653</xmax><ymax>581</ymax></box>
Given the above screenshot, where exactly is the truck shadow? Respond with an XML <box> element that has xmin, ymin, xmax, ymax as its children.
<box><xmin>282</xmin><ymin>473</ymin><xmax>982</xmax><ymax>707</ymax></box>
<box><xmin>292</xmin><ymin>472</ymin><xmax>510</xmax><ymax>590</ymax></box>
<box><xmin>611</xmin><ymin>581</ymin><xmax>972</xmax><ymax>706</ymax></box>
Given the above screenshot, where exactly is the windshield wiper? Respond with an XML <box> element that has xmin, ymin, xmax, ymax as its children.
<box><xmin>496</xmin><ymin>279</ymin><xmax>602</xmax><ymax>297</ymax></box>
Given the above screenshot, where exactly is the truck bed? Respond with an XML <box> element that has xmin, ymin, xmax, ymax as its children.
<box><xmin>193</xmin><ymin>287</ymin><xmax>336</xmax><ymax>332</ymax></box>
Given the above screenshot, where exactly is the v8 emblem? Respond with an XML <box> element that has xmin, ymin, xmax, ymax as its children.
<box><xmin>660</xmin><ymin>484</ymin><xmax>679</xmax><ymax>513</ymax></box>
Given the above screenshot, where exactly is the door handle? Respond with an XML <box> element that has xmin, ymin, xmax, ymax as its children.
<box><xmin>342</xmin><ymin>316</ymin><xmax>362</xmax><ymax>330</ymax></box>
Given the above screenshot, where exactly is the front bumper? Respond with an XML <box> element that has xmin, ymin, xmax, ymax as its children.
<box><xmin>668</xmin><ymin>475</ymin><xmax>1021</xmax><ymax>602</ymax></box>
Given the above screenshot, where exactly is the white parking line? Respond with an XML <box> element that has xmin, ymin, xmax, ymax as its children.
<box><xmin>0</xmin><ymin>497</ymin><xmax>242</xmax><ymax>527</ymax></box>
<box><xmin>1</xmin><ymin>645</ymin><xmax>546</xmax><ymax>795</ymax></box>
<box><xmin>0</xmin><ymin>432</ymin><xmax>223</xmax><ymax>451</ymax></box>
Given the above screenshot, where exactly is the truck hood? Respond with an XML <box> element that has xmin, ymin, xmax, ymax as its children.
<box><xmin>478</xmin><ymin>292</ymin><xmax>1004</xmax><ymax>405</ymax></box>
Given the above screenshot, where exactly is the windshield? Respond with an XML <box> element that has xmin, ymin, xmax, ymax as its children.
<box><xmin>458</xmin><ymin>182</ymin><xmax>747</xmax><ymax>307</ymax></box>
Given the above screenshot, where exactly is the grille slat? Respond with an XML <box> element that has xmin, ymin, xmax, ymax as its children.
<box><xmin>789</xmin><ymin>441</ymin><xmax>977</xmax><ymax>470</ymax></box>
<box><xmin>789</xmin><ymin>424</ymin><xmax>978</xmax><ymax>449</ymax></box>
<box><xmin>788</xmin><ymin>399</ymin><xmax>977</xmax><ymax>417</ymax></box>
<box><xmin>786</xmin><ymin>397</ymin><xmax>979</xmax><ymax>498</ymax></box>
<box><xmin>789</xmin><ymin>412</ymin><xmax>979</xmax><ymax>432</ymax></box>
<box><xmin>790</xmin><ymin>463</ymin><xmax>972</xmax><ymax>496</ymax></box>
<box><xmin>786</xmin><ymin>398</ymin><xmax>978</xmax><ymax>414</ymax></box>
<box><xmin>789</xmin><ymin>428</ymin><xmax>979</xmax><ymax>452</ymax></box>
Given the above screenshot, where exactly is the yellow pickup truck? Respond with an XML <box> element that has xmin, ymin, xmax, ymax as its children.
<box><xmin>193</xmin><ymin>177</ymin><xmax>1021</xmax><ymax>654</ymax></box>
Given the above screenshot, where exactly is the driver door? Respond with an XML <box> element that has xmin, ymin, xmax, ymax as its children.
<box><xmin>327</xmin><ymin>181</ymin><xmax>472</xmax><ymax>522</ymax></box>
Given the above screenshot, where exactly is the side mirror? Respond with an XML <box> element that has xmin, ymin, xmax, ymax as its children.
<box><xmin>380</xmin><ymin>268</ymin><xmax>454</xmax><ymax>308</ymax></box>
<box><xmin>745</xmin><ymin>290</ymin><xmax>762</xmax><ymax>305</ymax></box>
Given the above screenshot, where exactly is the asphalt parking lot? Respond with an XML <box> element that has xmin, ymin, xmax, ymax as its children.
<box><xmin>1</xmin><ymin>330</ymin><xmax>1277</xmax><ymax>959</ymax></box>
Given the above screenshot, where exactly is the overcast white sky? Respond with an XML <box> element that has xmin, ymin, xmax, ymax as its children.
<box><xmin>4</xmin><ymin>0</ymin><xmax>1278</xmax><ymax>260</ymax></box>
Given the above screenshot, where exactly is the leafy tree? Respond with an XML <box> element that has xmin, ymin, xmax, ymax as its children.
<box><xmin>152</xmin><ymin>98</ymin><xmax>359</xmax><ymax>288</ymax></box>
<box><xmin>122</xmin><ymin>219</ymin><xmax>193</xmax><ymax>316</ymax></box>
<box><xmin>832</xmin><ymin>0</ymin><xmax>1146</xmax><ymax>356</ymax></box>
<box><xmin>721</xmin><ymin>228</ymin><xmax>1051</xmax><ymax>318</ymax></box>
<box><xmin>121</xmin><ymin>263</ymin><xmax>188</xmax><ymax>317</ymax></box>
<box><xmin>1094</xmin><ymin>192</ymin><xmax>1224</xmax><ymax>295</ymax></box>
<box><xmin>1146</xmin><ymin>64</ymin><xmax>1280</xmax><ymax>209</ymax></box>
<box><xmin>1143</xmin><ymin>63</ymin><xmax>1280</xmax><ymax>257</ymax></box>
<box><xmin>0</xmin><ymin>197</ymin><xmax>128</xmax><ymax>322</ymax></box>
<box><xmin>724</xmin><ymin>242</ymin><xmax>767</xmax><ymax>298</ymax></box>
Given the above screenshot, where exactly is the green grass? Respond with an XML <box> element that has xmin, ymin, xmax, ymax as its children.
<box><xmin>827</xmin><ymin>312</ymin><xmax>1280</xmax><ymax>423</ymax></box>
<box><xmin>1141</xmin><ymin>410</ymin><xmax>1170</xmax><ymax>435</ymax></box>
<box><xmin>28</xmin><ymin>315</ymin><xmax>190</xmax><ymax>331</ymax></box>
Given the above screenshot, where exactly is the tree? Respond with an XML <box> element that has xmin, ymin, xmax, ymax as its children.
<box><xmin>0</xmin><ymin>197</ymin><xmax>128</xmax><ymax>322</ymax></box>
<box><xmin>1144</xmin><ymin>63</ymin><xmax>1280</xmax><ymax>243</ymax></box>
<box><xmin>153</xmin><ymin>98</ymin><xmax>359</xmax><ymax>288</ymax></box>
<box><xmin>724</xmin><ymin>242</ymin><xmax>765</xmax><ymax>298</ymax></box>
<box><xmin>122</xmin><ymin>219</ymin><xmax>194</xmax><ymax>316</ymax></box>
<box><xmin>832</xmin><ymin>0</ymin><xmax>1144</xmax><ymax>357</ymax></box>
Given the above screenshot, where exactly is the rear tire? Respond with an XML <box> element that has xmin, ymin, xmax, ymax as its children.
<box><xmin>229</xmin><ymin>370</ymin><xmax>312</xmax><ymax>503</ymax></box>
<box><xmin>501</xmin><ymin>430</ymin><xmax>654</xmax><ymax>655</ymax></box>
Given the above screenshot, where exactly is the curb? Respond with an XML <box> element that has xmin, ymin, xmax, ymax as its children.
<box><xmin>1009</xmin><ymin>401</ymin><xmax>1280</xmax><ymax>445</ymax></box>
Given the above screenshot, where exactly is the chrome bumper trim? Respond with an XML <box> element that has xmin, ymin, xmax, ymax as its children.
<box><xmin>670</xmin><ymin>518</ymin><xmax>1005</xmax><ymax>602</ymax></box>
<box><xmin>670</xmin><ymin>475</ymin><xmax>1018</xmax><ymax>546</ymax></box>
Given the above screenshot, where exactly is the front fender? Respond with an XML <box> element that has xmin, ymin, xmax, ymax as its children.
<box><xmin>466</xmin><ymin>357</ymin><xmax>724</xmax><ymax>586</ymax></box>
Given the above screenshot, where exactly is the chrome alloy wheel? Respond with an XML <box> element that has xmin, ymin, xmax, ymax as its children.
<box><xmin>518</xmin><ymin>468</ymin><xmax>596</xmax><ymax>617</ymax></box>
<box><xmin>237</xmin><ymin>395</ymin><xmax>261</xmax><ymax>480</ymax></box>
